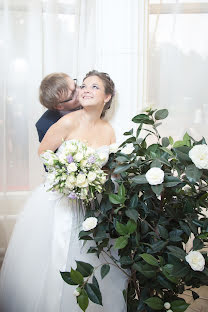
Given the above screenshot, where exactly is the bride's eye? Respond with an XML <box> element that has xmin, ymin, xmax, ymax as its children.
<box><xmin>92</xmin><ymin>85</ymin><xmax>99</xmax><ymax>89</ymax></box>
<box><xmin>80</xmin><ymin>85</ymin><xmax>85</xmax><ymax>89</ymax></box>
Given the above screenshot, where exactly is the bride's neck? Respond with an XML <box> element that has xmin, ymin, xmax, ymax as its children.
<box><xmin>81</xmin><ymin>107</ymin><xmax>102</xmax><ymax>125</ymax></box>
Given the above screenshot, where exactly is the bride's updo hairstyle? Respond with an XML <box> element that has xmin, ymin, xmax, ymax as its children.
<box><xmin>83</xmin><ymin>70</ymin><xmax>115</xmax><ymax>118</ymax></box>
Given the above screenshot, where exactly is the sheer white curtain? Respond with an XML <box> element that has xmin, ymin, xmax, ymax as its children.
<box><xmin>148</xmin><ymin>0</ymin><xmax>208</xmax><ymax>141</ymax></box>
<box><xmin>0</xmin><ymin>0</ymin><xmax>147</xmax><ymax>264</ymax></box>
<box><xmin>0</xmin><ymin>0</ymin><xmax>80</xmax><ymax>265</ymax></box>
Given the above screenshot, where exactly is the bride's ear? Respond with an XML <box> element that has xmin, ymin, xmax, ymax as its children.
<box><xmin>104</xmin><ymin>94</ymin><xmax>111</xmax><ymax>104</ymax></box>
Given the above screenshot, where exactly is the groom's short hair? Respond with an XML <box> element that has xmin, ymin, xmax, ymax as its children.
<box><xmin>39</xmin><ymin>73</ymin><xmax>70</xmax><ymax>110</ymax></box>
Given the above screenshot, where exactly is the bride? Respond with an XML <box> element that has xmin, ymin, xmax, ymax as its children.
<box><xmin>0</xmin><ymin>70</ymin><xmax>128</xmax><ymax>312</ymax></box>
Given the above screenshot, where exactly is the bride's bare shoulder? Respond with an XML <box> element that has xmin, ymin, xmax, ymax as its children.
<box><xmin>100</xmin><ymin>120</ymin><xmax>116</xmax><ymax>143</ymax></box>
<box><xmin>57</xmin><ymin>110</ymin><xmax>82</xmax><ymax>128</ymax></box>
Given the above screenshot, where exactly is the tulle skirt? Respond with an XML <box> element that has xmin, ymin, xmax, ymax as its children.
<box><xmin>0</xmin><ymin>185</ymin><xmax>128</xmax><ymax>312</ymax></box>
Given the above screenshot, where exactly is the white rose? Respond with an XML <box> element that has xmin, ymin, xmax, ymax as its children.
<box><xmin>65</xmin><ymin>175</ymin><xmax>76</xmax><ymax>189</ymax></box>
<box><xmin>109</xmin><ymin>143</ymin><xmax>119</xmax><ymax>154</ymax></box>
<box><xmin>68</xmin><ymin>143</ymin><xmax>77</xmax><ymax>153</ymax></box>
<box><xmin>97</xmin><ymin>152</ymin><xmax>108</xmax><ymax>162</ymax></box>
<box><xmin>167</xmin><ymin>310</ymin><xmax>173</xmax><ymax>312</ymax></box>
<box><xmin>87</xmin><ymin>172</ymin><xmax>97</xmax><ymax>182</ymax></box>
<box><xmin>121</xmin><ymin>144</ymin><xmax>134</xmax><ymax>155</ymax></box>
<box><xmin>73</xmin><ymin>288</ymin><xmax>81</xmax><ymax>297</ymax></box>
<box><xmin>164</xmin><ymin>302</ymin><xmax>171</xmax><ymax>310</ymax></box>
<box><xmin>82</xmin><ymin>217</ymin><xmax>98</xmax><ymax>231</ymax></box>
<box><xmin>41</xmin><ymin>150</ymin><xmax>58</xmax><ymax>165</ymax></box>
<box><xmin>76</xmin><ymin>174</ymin><xmax>88</xmax><ymax>187</ymax></box>
<box><xmin>67</xmin><ymin>162</ymin><xmax>77</xmax><ymax>173</ymax></box>
<box><xmin>58</xmin><ymin>152</ymin><xmax>68</xmax><ymax>164</ymax></box>
<box><xmin>145</xmin><ymin>167</ymin><xmax>164</xmax><ymax>185</ymax></box>
<box><xmin>189</xmin><ymin>144</ymin><xmax>208</xmax><ymax>169</ymax></box>
<box><xmin>100</xmin><ymin>175</ymin><xmax>107</xmax><ymax>184</ymax></box>
<box><xmin>185</xmin><ymin>250</ymin><xmax>205</xmax><ymax>271</ymax></box>
<box><xmin>74</xmin><ymin>152</ymin><xmax>84</xmax><ymax>162</ymax></box>
<box><xmin>85</xmin><ymin>147</ymin><xmax>95</xmax><ymax>156</ymax></box>
<box><xmin>80</xmin><ymin>159</ymin><xmax>88</xmax><ymax>168</ymax></box>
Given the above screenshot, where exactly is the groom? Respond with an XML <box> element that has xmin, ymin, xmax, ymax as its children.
<box><xmin>36</xmin><ymin>72</ymin><xmax>81</xmax><ymax>142</ymax></box>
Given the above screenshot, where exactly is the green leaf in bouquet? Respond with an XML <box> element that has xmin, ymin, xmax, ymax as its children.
<box><xmin>78</xmin><ymin>289</ymin><xmax>89</xmax><ymax>311</ymax></box>
<box><xmin>129</xmin><ymin>194</ymin><xmax>139</xmax><ymax>209</ymax></box>
<box><xmin>164</xmin><ymin>175</ymin><xmax>181</xmax><ymax>187</ymax></box>
<box><xmin>157</xmin><ymin>225</ymin><xmax>169</xmax><ymax>239</ymax></box>
<box><xmin>151</xmin><ymin>184</ymin><xmax>164</xmax><ymax>195</ymax></box>
<box><xmin>114</xmin><ymin>236</ymin><xmax>128</xmax><ymax>249</ymax></box>
<box><xmin>160</xmin><ymin>146</ymin><xmax>174</xmax><ymax>156</ymax></box>
<box><xmin>92</xmin><ymin>276</ymin><xmax>100</xmax><ymax>289</ymax></box>
<box><xmin>114</xmin><ymin>164</ymin><xmax>132</xmax><ymax>174</ymax></box>
<box><xmin>150</xmin><ymin>159</ymin><xmax>161</xmax><ymax>168</ymax></box>
<box><xmin>136</xmin><ymin>123</ymin><xmax>143</xmax><ymax>137</ymax></box>
<box><xmin>162</xmin><ymin>137</ymin><xmax>170</xmax><ymax>147</ymax></box>
<box><xmin>100</xmin><ymin>199</ymin><xmax>112</xmax><ymax>213</ymax></box>
<box><xmin>183</xmin><ymin>132</ymin><xmax>191</xmax><ymax>147</ymax></box>
<box><xmin>120</xmin><ymin>255</ymin><xmax>134</xmax><ymax>266</ymax></box>
<box><xmin>133</xmin><ymin>262</ymin><xmax>156</xmax><ymax>278</ymax></box>
<box><xmin>94</xmin><ymin>228</ymin><xmax>107</xmax><ymax>242</ymax></box>
<box><xmin>132</xmin><ymin>114</ymin><xmax>154</xmax><ymax>124</ymax></box>
<box><xmin>144</xmin><ymin>297</ymin><xmax>164</xmax><ymax>310</ymax></box>
<box><xmin>126</xmin><ymin>219</ymin><xmax>137</xmax><ymax>234</ymax></box>
<box><xmin>169</xmin><ymin>229</ymin><xmax>183</xmax><ymax>242</ymax></box>
<box><xmin>125</xmin><ymin>209</ymin><xmax>138</xmax><ymax>222</ymax></box>
<box><xmin>140</xmin><ymin>253</ymin><xmax>159</xmax><ymax>267</ymax></box>
<box><xmin>118</xmin><ymin>184</ymin><xmax>126</xmax><ymax>198</ymax></box>
<box><xmin>167</xmin><ymin>246</ymin><xmax>186</xmax><ymax>260</ymax></box>
<box><xmin>154</xmin><ymin>109</ymin><xmax>168</xmax><ymax>120</ymax></box>
<box><xmin>116</xmin><ymin>221</ymin><xmax>129</xmax><ymax>235</ymax></box>
<box><xmin>173</xmin><ymin>140</ymin><xmax>186</xmax><ymax>148</ymax></box>
<box><xmin>157</xmin><ymin>274</ymin><xmax>174</xmax><ymax>290</ymax></box>
<box><xmin>185</xmin><ymin>164</ymin><xmax>202</xmax><ymax>183</ymax></box>
<box><xmin>79</xmin><ymin>231</ymin><xmax>93</xmax><ymax>241</ymax></box>
<box><xmin>161</xmin><ymin>264</ymin><xmax>179</xmax><ymax>283</ymax></box>
<box><xmin>131</xmin><ymin>175</ymin><xmax>148</xmax><ymax>184</ymax></box>
<box><xmin>149</xmin><ymin>240</ymin><xmax>167</xmax><ymax>253</ymax></box>
<box><xmin>179</xmin><ymin>221</ymin><xmax>191</xmax><ymax>236</ymax></box>
<box><xmin>169</xmin><ymin>136</ymin><xmax>174</xmax><ymax>145</ymax></box>
<box><xmin>198</xmin><ymin>232</ymin><xmax>208</xmax><ymax>239</ymax></box>
<box><xmin>87</xmin><ymin>247</ymin><xmax>97</xmax><ymax>254</ymax></box>
<box><xmin>76</xmin><ymin>261</ymin><xmax>94</xmax><ymax>277</ymax></box>
<box><xmin>70</xmin><ymin>268</ymin><xmax>84</xmax><ymax>285</ymax></box>
<box><xmin>109</xmin><ymin>193</ymin><xmax>125</xmax><ymax>204</ymax></box>
<box><xmin>173</xmin><ymin>146</ymin><xmax>191</xmax><ymax>162</ymax></box>
<box><xmin>60</xmin><ymin>271</ymin><xmax>78</xmax><ymax>285</ymax></box>
<box><xmin>170</xmin><ymin>299</ymin><xmax>189</xmax><ymax>312</ymax></box>
<box><xmin>101</xmin><ymin>264</ymin><xmax>110</xmax><ymax>279</ymax></box>
<box><xmin>123</xmin><ymin>128</ymin><xmax>133</xmax><ymax>136</ymax></box>
<box><xmin>84</xmin><ymin>283</ymin><xmax>103</xmax><ymax>305</ymax></box>
<box><xmin>193</xmin><ymin>237</ymin><xmax>204</xmax><ymax>250</ymax></box>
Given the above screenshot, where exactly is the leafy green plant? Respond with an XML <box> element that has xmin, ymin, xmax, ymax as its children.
<box><xmin>61</xmin><ymin>109</ymin><xmax>208</xmax><ymax>312</ymax></box>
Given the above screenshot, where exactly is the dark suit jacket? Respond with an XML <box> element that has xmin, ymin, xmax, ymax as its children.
<box><xmin>35</xmin><ymin>110</ymin><xmax>63</xmax><ymax>142</ymax></box>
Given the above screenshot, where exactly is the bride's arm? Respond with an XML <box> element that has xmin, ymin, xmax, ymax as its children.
<box><xmin>38</xmin><ymin>116</ymin><xmax>71</xmax><ymax>155</ymax></box>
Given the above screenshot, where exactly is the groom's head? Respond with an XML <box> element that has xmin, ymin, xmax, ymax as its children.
<box><xmin>39</xmin><ymin>73</ymin><xmax>80</xmax><ymax>111</ymax></box>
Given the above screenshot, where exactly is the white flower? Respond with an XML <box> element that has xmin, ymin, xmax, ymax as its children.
<box><xmin>74</xmin><ymin>152</ymin><xmax>84</xmax><ymax>162</ymax></box>
<box><xmin>80</xmin><ymin>188</ymin><xmax>88</xmax><ymax>199</ymax></box>
<box><xmin>121</xmin><ymin>144</ymin><xmax>134</xmax><ymax>155</ymax></box>
<box><xmin>185</xmin><ymin>250</ymin><xmax>205</xmax><ymax>271</ymax></box>
<box><xmin>97</xmin><ymin>152</ymin><xmax>108</xmax><ymax>162</ymax></box>
<box><xmin>65</xmin><ymin>175</ymin><xmax>76</xmax><ymax>189</ymax></box>
<box><xmin>164</xmin><ymin>302</ymin><xmax>171</xmax><ymax>310</ymax></box>
<box><xmin>85</xmin><ymin>147</ymin><xmax>95</xmax><ymax>156</ymax></box>
<box><xmin>189</xmin><ymin>144</ymin><xmax>208</xmax><ymax>169</ymax></box>
<box><xmin>80</xmin><ymin>159</ymin><xmax>88</xmax><ymax>168</ymax></box>
<box><xmin>87</xmin><ymin>171</ymin><xmax>96</xmax><ymax>182</ymax></box>
<box><xmin>76</xmin><ymin>173</ymin><xmax>88</xmax><ymax>187</ymax></box>
<box><xmin>73</xmin><ymin>288</ymin><xmax>80</xmax><ymax>297</ymax></box>
<box><xmin>58</xmin><ymin>152</ymin><xmax>68</xmax><ymax>164</ymax></box>
<box><xmin>109</xmin><ymin>143</ymin><xmax>119</xmax><ymax>154</ymax></box>
<box><xmin>67</xmin><ymin>143</ymin><xmax>77</xmax><ymax>153</ymax></box>
<box><xmin>41</xmin><ymin>150</ymin><xmax>58</xmax><ymax>165</ymax></box>
<box><xmin>67</xmin><ymin>162</ymin><xmax>77</xmax><ymax>173</ymax></box>
<box><xmin>145</xmin><ymin>167</ymin><xmax>164</xmax><ymax>185</ymax></box>
<box><xmin>82</xmin><ymin>217</ymin><xmax>98</xmax><ymax>231</ymax></box>
<box><xmin>167</xmin><ymin>310</ymin><xmax>173</xmax><ymax>312</ymax></box>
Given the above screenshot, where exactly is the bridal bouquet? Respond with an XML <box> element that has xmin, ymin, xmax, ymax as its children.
<box><xmin>41</xmin><ymin>140</ymin><xmax>107</xmax><ymax>201</ymax></box>
<box><xmin>61</xmin><ymin>109</ymin><xmax>208</xmax><ymax>312</ymax></box>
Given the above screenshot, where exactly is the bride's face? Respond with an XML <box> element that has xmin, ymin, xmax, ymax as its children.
<box><xmin>79</xmin><ymin>76</ymin><xmax>111</xmax><ymax>109</ymax></box>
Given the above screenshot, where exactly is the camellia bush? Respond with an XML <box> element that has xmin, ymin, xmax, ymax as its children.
<box><xmin>61</xmin><ymin>109</ymin><xmax>208</xmax><ymax>312</ymax></box>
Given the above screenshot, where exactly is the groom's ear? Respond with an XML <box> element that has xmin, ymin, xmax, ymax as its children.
<box><xmin>54</xmin><ymin>103</ymin><xmax>65</xmax><ymax>111</ymax></box>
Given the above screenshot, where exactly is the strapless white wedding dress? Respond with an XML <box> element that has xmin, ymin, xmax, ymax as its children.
<box><xmin>0</xmin><ymin>141</ymin><xmax>128</xmax><ymax>312</ymax></box>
